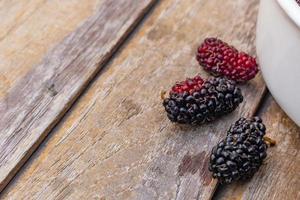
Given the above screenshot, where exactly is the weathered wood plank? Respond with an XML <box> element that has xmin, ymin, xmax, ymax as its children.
<box><xmin>1</xmin><ymin>0</ymin><xmax>263</xmax><ymax>199</ymax></box>
<box><xmin>213</xmin><ymin>94</ymin><xmax>300</xmax><ymax>200</ymax></box>
<box><xmin>0</xmin><ymin>0</ymin><xmax>156</xmax><ymax>192</ymax></box>
<box><xmin>0</xmin><ymin>0</ymin><xmax>104</xmax><ymax>98</ymax></box>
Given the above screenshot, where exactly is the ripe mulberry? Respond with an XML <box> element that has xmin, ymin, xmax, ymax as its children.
<box><xmin>162</xmin><ymin>75</ymin><xmax>243</xmax><ymax>124</ymax></box>
<box><xmin>196</xmin><ymin>37</ymin><xmax>259</xmax><ymax>82</ymax></box>
<box><xmin>209</xmin><ymin>117</ymin><xmax>275</xmax><ymax>184</ymax></box>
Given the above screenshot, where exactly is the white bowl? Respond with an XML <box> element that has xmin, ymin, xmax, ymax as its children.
<box><xmin>256</xmin><ymin>0</ymin><xmax>300</xmax><ymax>126</ymax></box>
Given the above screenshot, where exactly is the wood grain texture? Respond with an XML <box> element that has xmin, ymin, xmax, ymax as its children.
<box><xmin>213</xmin><ymin>94</ymin><xmax>300</xmax><ymax>200</ymax></box>
<box><xmin>0</xmin><ymin>0</ymin><xmax>104</xmax><ymax>98</ymax></box>
<box><xmin>1</xmin><ymin>0</ymin><xmax>264</xmax><ymax>199</ymax></box>
<box><xmin>0</xmin><ymin>0</ymin><xmax>156</xmax><ymax>193</ymax></box>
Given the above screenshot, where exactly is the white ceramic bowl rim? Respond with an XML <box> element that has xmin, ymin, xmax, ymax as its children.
<box><xmin>277</xmin><ymin>0</ymin><xmax>300</xmax><ymax>28</ymax></box>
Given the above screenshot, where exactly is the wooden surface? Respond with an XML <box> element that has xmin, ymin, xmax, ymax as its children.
<box><xmin>1</xmin><ymin>0</ymin><xmax>267</xmax><ymax>199</ymax></box>
<box><xmin>0</xmin><ymin>0</ymin><xmax>156</xmax><ymax>192</ymax></box>
<box><xmin>0</xmin><ymin>0</ymin><xmax>102</xmax><ymax>98</ymax></box>
<box><xmin>213</xmin><ymin>94</ymin><xmax>300</xmax><ymax>200</ymax></box>
<box><xmin>1</xmin><ymin>0</ymin><xmax>299</xmax><ymax>200</ymax></box>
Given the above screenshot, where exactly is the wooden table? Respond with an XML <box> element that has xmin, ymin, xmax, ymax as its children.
<box><xmin>0</xmin><ymin>0</ymin><xmax>299</xmax><ymax>199</ymax></box>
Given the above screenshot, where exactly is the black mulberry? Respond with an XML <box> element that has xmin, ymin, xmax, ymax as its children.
<box><xmin>162</xmin><ymin>75</ymin><xmax>243</xmax><ymax>124</ymax></box>
<box><xmin>209</xmin><ymin>117</ymin><xmax>275</xmax><ymax>184</ymax></box>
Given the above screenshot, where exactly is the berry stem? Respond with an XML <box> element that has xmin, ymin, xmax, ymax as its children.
<box><xmin>263</xmin><ymin>136</ymin><xmax>276</xmax><ymax>147</ymax></box>
<box><xmin>160</xmin><ymin>91</ymin><xmax>167</xmax><ymax>100</ymax></box>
